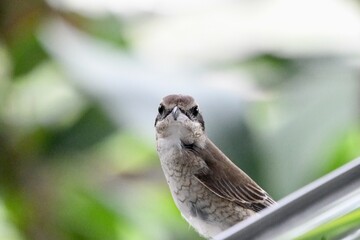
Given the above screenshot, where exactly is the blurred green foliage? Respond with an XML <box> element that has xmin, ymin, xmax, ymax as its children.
<box><xmin>0</xmin><ymin>0</ymin><xmax>360</xmax><ymax>239</ymax></box>
<box><xmin>296</xmin><ymin>209</ymin><xmax>360</xmax><ymax>240</ymax></box>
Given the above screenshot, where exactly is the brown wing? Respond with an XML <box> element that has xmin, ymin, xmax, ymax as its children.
<box><xmin>194</xmin><ymin>139</ymin><xmax>275</xmax><ymax>212</ymax></box>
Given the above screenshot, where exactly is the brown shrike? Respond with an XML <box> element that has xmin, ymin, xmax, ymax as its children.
<box><xmin>155</xmin><ymin>94</ymin><xmax>275</xmax><ymax>239</ymax></box>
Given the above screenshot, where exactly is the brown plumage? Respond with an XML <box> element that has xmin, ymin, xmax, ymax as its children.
<box><xmin>155</xmin><ymin>94</ymin><xmax>275</xmax><ymax>238</ymax></box>
<box><xmin>194</xmin><ymin>139</ymin><xmax>275</xmax><ymax>212</ymax></box>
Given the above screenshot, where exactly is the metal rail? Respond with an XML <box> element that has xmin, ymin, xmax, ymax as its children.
<box><xmin>215</xmin><ymin>157</ymin><xmax>360</xmax><ymax>240</ymax></box>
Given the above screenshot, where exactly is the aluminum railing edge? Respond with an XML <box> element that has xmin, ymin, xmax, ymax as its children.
<box><xmin>215</xmin><ymin>157</ymin><xmax>360</xmax><ymax>240</ymax></box>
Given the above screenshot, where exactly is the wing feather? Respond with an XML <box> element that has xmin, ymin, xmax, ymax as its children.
<box><xmin>194</xmin><ymin>139</ymin><xmax>275</xmax><ymax>212</ymax></box>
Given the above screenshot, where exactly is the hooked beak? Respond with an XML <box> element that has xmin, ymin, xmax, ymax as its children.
<box><xmin>172</xmin><ymin>106</ymin><xmax>180</xmax><ymax>120</ymax></box>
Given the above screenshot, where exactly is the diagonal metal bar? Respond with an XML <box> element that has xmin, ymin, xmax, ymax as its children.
<box><xmin>215</xmin><ymin>157</ymin><xmax>360</xmax><ymax>240</ymax></box>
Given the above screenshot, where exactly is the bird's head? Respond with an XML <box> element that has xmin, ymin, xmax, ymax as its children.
<box><xmin>155</xmin><ymin>94</ymin><xmax>205</xmax><ymax>144</ymax></box>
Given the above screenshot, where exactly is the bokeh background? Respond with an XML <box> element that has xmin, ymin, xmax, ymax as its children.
<box><xmin>1</xmin><ymin>0</ymin><xmax>360</xmax><ymax>239</ymax></box>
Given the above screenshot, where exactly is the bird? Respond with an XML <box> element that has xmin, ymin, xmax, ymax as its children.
<box><xmin>154</xmin><ymin>94</ymin><xmax>275</xmax><ymax>239</ymax></box>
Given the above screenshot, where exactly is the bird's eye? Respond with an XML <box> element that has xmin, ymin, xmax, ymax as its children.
<box><xmin>191</xmin><ymin>106</ymin><xmax>199</xmax><ymax>116</ymax></box>
<box><xmin>158</xmin><ymin>104</ymin><xmax>165</xmax><ymax>114</ymax></box>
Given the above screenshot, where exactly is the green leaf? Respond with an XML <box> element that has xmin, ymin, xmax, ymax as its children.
<box><xmin>0</xmin><ymin>0</ymin><xmax>48</xmax><ymax>77</ymax></box>
<box><xmin>295</xmin><ymin>209</ymin><xmax>360</xmax><ymax>240</ymax></box>
<box><xmin>57</xmin><ymin>189</ymin><xmax>129</xmax><ymax>240</ymax></box>
<box><xmin>9</xmin><ymin>33</ymin><xmax>48</xmax><ymax>77</ymax></box>
<box><xmin>47</xmin><ymin>105</ymin><xmax>118</xmax><ymax>155</ymax></box>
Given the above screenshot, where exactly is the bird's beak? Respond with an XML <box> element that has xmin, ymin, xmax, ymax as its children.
<box><xmin>172</xmin><ymin>106</ymin><xmax>180</xmax><ymax>120</ymax></box>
